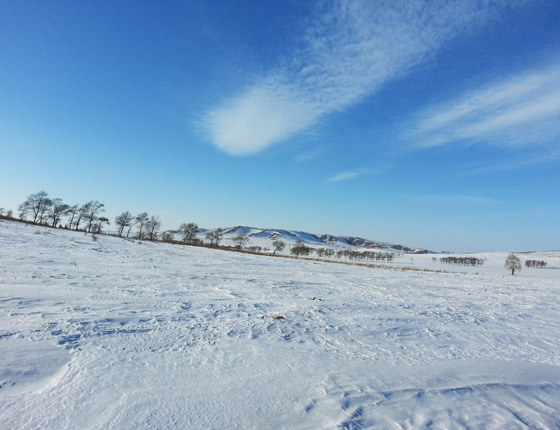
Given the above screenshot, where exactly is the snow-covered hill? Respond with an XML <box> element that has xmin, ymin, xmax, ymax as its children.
<box><xmin>179</xmin><ymin>225</ymin><xmax>431</xmax><ymax>254</ymax></box>
<box><xmin>1</xmin><ymin>219</ymin><xmax>560</xmax><ymax>429</ymax></box>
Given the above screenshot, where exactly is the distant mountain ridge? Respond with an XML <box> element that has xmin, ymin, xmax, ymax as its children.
<box><xmin>193</xmin><ymin>226</ymin><xmax>431</xmax><ymax>254</ymax></box>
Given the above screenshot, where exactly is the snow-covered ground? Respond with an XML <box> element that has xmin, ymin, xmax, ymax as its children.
<box><xmin>374</xmin><ymin>251</ymin><xmax>560</xmax><ymax>279</ymax></box>
<box><xmin>193</xmin><ymin>226</ymin><xmax>560</xmax><ymax>280</ymax></box>
<box><xmin>1</xmin><ymin>219</ymin><xmax>559</xmax><ymax>429</ymax></box>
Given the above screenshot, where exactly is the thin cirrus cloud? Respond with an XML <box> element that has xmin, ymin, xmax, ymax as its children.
<box><xmin>327</xmin><ymin>170</ymin><xmax>367</xmax><ymax>183</ymax></box>
<box><xmin>462</xmin><ymin>148</ymin><xmax>560</xmax><ymax>176</ymax></box>
<box><xmin>327</xmin><ymin>166</ymin><xmax>387</xmax><ymax>183</ymax></box>
<box><xmin>293</xmin><ymin>148</ymin><xmax>324</xmax><ymax>163</ymax></box>
<box><xmin>201</xmin><ymin>0</ymin><xmax>511</xmax><ymax>156</ymax></box>
<box><xmin>407</xmin><ymin>60</ymin><xmax>560</xmax><ymax>149</ymax></box>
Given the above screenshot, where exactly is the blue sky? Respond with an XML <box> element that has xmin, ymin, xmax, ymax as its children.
<box><xmin>1</xmin><ymin>0</ymin><xmax>559</xmax><ymax>252</ymax></box>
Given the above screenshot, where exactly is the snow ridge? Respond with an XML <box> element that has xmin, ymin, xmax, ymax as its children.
<box><xmin>195</xmin><ymin>225</ymin><xmax>430</xmax><ymax>253</ymax></box>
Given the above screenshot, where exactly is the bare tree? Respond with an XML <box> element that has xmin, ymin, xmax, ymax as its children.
<box><xmin>66</xmin><ymin>204</ymin><xmax>79</xmax><ymax>229</ymax></box>
<box><xmin>205</xmin><ymin>228</ymin><xmax>224</xmax><ymax>247</ymax></box>
<box><xmin>145</xmin><ymin>215</ymin><xmax>161</xmax><ymax>241</ymax></box>
<box><xmin>18</xmin><ymin>201</ymin><xmax>30</xmax><ymax>220</ymax></box>
<box><xmin>82</xmin><ymin>201</ymin><xmax>105</xmax><ymax>233</ymax></box>
<box><xmin>135</xmin><ymin>212</ymin><xmax>149</xmax><ymax>239</ymax></box>
<box><xmin>0</xmin><ymin>208</ymin><xmax>12</xmax><ymax>218</ymax></box>
<box><xmin>505</xmin><ymin>253</ymin><xmax>521</xmax><ymax>275</ymax></box>
<box><xmin>21</xmin><ymin>191</ymin><xmax>52</xmax><ymax>224</ymax></box>
<box><xmin>48</xmin><ymin>198</ymin><xmax>70</xmax><ymax>227</ymax></box>
<box><xmin>272</xmin><ymin>240</ymin><xmax>286</xmax><ymax>255</ymax></box>
<box><xmin>92</xmin><ymin>217</ymin><xmax>110</xmax><ymax>234</ymax></box>
<box><xmin>290</xmin><ymin>240</ymin><xmax>310</xmax><ymax>259</ymax></box>
<box><xmin>179</xmin><ymin>222</ymin><xmax>199</xmax><ymax>243</ymax></box>
<box><xmin>161</xmin><ymin>232</ymin><xmax>174</xmax><ymax>242</ymax></box>
<box><xmin>233</xmin><ymin>233</ymin><xmax>249</xmax><ymax>250</ymax></box>
<box><xmin>115</xmin><ymin>211</ymin><xmax>135</xmax><ymax>237</ymax></box>
<box><xmin>214</xmin><ymin>228</ymin><xmax>224</xmax><ymax>246</ymax></box>
<box><xmin>74</xmin><ymin>203</ymin><xmax>89</xmax><ymax>230</ymax></box>
<box><xmin>126</xmin><ymin>217</ymin><xmax>137</xmax><ymax>238</ymax></box>
<box><xmin>37</xmin><ymin>198</ymin><xmax>52</xmax><ymax>224</ymax></box>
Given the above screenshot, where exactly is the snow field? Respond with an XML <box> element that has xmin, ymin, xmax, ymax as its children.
<box><xmin>1</xmin><ymin>220</ymin><xmax>559</xmax><ymax>429</ymax></box>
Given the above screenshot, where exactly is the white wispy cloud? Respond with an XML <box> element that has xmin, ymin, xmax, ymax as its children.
<box><xmin>327</xmin><ymin>165</ymin><xmax>387</xmax><ymax>183</ymax></box>
<box><xmin>202</xmin><ymin>0</ymin><xmax>510</xmax><ymax>155</ymax></box>
<box><xmin>203</xmin><ymin>80</ymin><xmax>318</xmax><ymax>155</ymax></box>
<box><xmin>408</xmin><ymin>60</ymin><xmax>560</xmax><ymax>149</ymax></box>
<box><xmin>328</xmin><ymin>170</ymin><xmax>365</xmax><ymax>183</ymax></box>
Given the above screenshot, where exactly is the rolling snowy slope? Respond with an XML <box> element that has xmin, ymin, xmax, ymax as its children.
<box><xmin>1</xmin><ymin>219</ymin><xmax>560</xmax><ymax>429</ymax></box>
<box><xmin>180</xmin><ymin>225</ymin><xmax>431</xmax><ymax>254</ymax></box>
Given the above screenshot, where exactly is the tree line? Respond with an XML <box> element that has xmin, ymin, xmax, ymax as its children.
<box><xmin>11</xmin><ymin>192</ymin><xmax>241</xmax><ymax>248</ymax></box>
<box><xmin>285</xmin><ymin>241</ymin><xmax>395</xmax><ymax>261</ymax></box>
<box><xmin>114</xmin><ymin>211</ymin><xmax>163</xmax><ymax>241</ymax></box>
<box><xmin>17</xmin><ymin>191</ymin><xmax>109</xmax><ymax>233</ymax></box>
<box><xmin>12</xmin><ymin>191</ymin><xmax>195</xmax><ymax>242</ymax></box>
<box><xmin>525</xmin><ymin>259</ymin><xmax>547</xmax><ymax>268</ymax></box>
<box><xmin>438</xmin><ymin>256</ymin><xmax>485</xmax><ymax>267</ymax></box>
<box><xmin>333</xmin><ymin>250</ymin><xmax>394</xmax><ymax>262</ymax></box>
<box><xmin>0</xmin><ymin>208</ymin><xmax>13</xmax><ymax>218</ymax></box>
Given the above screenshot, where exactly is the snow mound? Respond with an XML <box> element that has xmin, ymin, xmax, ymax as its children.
<box><xmin>0</xmin><ymin>338</ymin><xmax>70</xmax><ymax>397</ymax></box>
